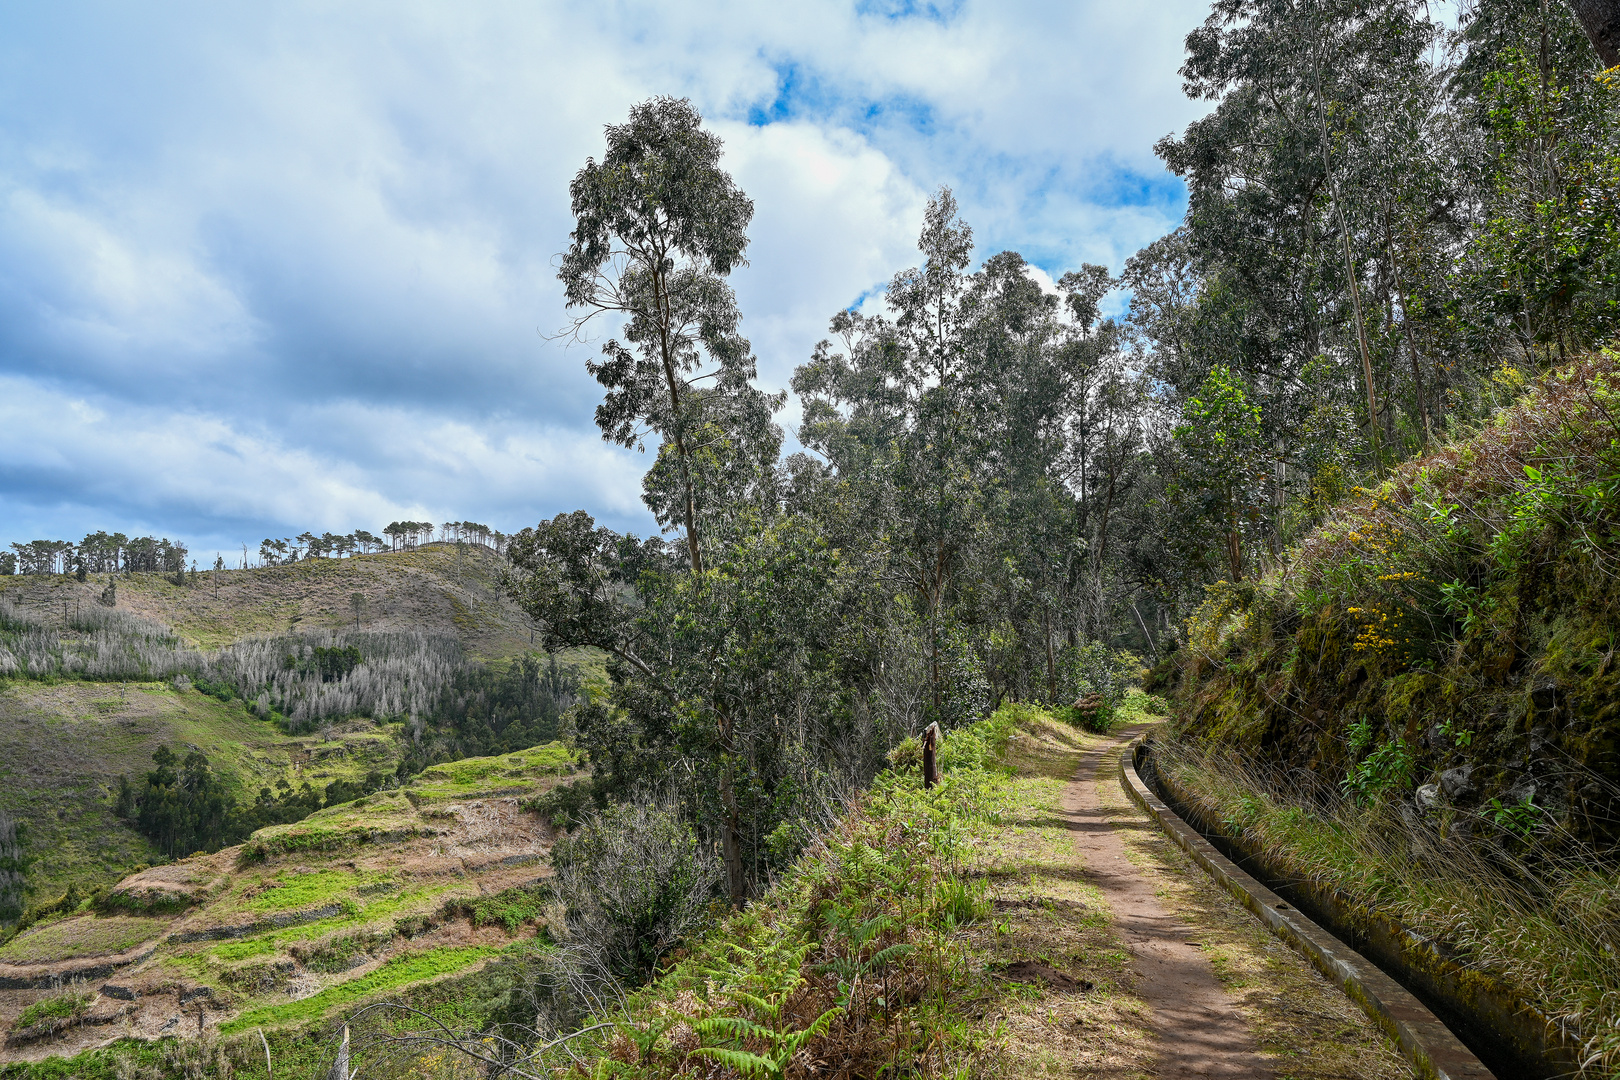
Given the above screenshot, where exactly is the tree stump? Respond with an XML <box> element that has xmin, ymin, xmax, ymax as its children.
<box><xmin>922</xmin><ymin>722</ymin><xmax>942</xmax><ymax>789</ymax></box>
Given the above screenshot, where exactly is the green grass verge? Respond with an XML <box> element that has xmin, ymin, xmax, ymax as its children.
<box><xmin>14</xmin><ymin>992</ymin><xmax>91</xmax><ymax>1030</ymax></box>
<box><xmin>221</xmin><ymin>945</ymin><xmax>497</xmax><ymax>1033</ymax></box>
<box><xmin>0</xmin><ymin>916</ymin><xmax>161</xmax><ymax>964</ymax></box>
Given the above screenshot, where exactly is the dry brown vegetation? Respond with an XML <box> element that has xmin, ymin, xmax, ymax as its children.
<box><xmin>0</xmin><ymin>544</ymin><xmax>539</xmax><ymax>658</ymax></box>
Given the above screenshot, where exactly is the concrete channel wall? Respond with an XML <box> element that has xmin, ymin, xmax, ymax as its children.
<box><xmin>1120</xmin><ymin>736</ymin><xmax>1531</xmax><ymax>1080</ymax></box>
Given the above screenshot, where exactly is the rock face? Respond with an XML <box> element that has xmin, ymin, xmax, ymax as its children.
<box><xmin>1440</xmin><ymin>766</ymin><xmax>1476</xmax><ymax>804</ymax></box>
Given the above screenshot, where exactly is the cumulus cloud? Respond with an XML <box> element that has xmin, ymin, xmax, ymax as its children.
<box><xmin>0</xmin><ymin>0</ymin><xmax>1208</xmax><ymax>550</ymax></box>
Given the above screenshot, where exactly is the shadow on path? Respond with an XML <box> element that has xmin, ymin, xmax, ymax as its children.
<box><xmin>1069</xmin><ymin>724</ymin><xmax>1272</xmax><ymax>1079</ymax></box>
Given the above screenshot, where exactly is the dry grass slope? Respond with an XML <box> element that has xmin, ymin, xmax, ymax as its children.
<box><xmin>0</xmin><ymin>544</ymin><xmax>539</xmax><ymax>659</ymax></box>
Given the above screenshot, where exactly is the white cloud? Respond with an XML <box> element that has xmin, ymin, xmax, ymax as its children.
<box><xmin>0</xmin><ymin>0</ymin><xmax>1210</xmax><ymax>548</ymax></box>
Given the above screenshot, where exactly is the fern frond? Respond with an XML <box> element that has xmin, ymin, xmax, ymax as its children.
<box><xmin>691</xmin><ymin>1046</ymin><xmax>783</xmax><ymax>1079</ymax></box>
<box><xmin>867</xmin><ymin>942</ymin><xmax>916</xmax><ymax>970</ymax></box>
<box><xmin>694</xmin><ymin>1015</ymin><xmax>773</xmax><ymax>1041</ymax></box>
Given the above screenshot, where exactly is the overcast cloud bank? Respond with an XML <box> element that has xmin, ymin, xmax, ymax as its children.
<box><xmin>0</xmin><ymin>0</ymin><xmax>1206</xmax><ymax>560</ymax></box>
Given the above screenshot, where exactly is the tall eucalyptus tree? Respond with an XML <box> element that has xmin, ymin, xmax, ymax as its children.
<box><xmin>559</xmin><ymin>96</ymin><xmax>758</xmax><ymax>576</ymax></box>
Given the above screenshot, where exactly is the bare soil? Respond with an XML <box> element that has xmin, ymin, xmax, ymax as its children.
<box><xmin>1067</xmin><ymin>725</ymin><xmax>1272</xmax><ymax>1077</ymax></box>
<box><xmin>974</xmin><ymin>716</ymin><xmax>1415</xmax><ymax>1079</ymax></box>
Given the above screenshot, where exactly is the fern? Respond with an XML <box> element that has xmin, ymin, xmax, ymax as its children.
<box><xmin>693</xmin><ymin>1016</ymin><xmax>775</xmax><ymax>1042</ymax></box>
<box><xmin>867</xmin><ymin>942</ymin><xmax>916</xmax><ymax>970</ymax></box>
<box><xmin>691</xmin><ymin>1046</ymin><xmax>783</xmax><ymax>1078</ymax></box>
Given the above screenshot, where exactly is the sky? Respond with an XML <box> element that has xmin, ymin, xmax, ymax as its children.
<box><xmin>0</xmin><ymin>0</ymin><xmax>1211</xmax><ymax>562</ymax></box>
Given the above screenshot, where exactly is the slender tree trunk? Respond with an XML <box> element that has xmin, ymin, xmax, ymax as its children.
<box><xmin>1382</xmin><ymin>205</ymin><xmax>1431</xmax><ymax>446</ymax></box>
<box><xmin>715</xmin><ymin>711</ymin><xmax>746</xmax><ymax>906</ymax></box>
<box><xmin>1310</xmin><ymin>41</ymin><xmax>1382</xmax><ymax>471</ymax></box>
<box><xmin>1228</xmin><ymin>506</ymin><xmax>1244</xmax><ymax>583</ymax></box>
<box><xmin>652</xmin><ymin>262</ymin><xmax>704</xmax><ymax>577</ymax></box>
<box><xmin>1044</xmin><ymin>607</ymin><xmax>1057</xmax><ymax>704</ymax></box>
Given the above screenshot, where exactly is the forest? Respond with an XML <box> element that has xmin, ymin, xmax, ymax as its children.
<box><xmin>503</xmin><ymin>0</ymin><xmax>1620</xmax><ymax>905</ymax></box>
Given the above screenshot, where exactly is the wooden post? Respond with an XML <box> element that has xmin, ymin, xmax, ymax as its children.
<box><xmin>922</xmin><ymin>722</ymin><xmax>942</xmax><ymax>789</ymax></box>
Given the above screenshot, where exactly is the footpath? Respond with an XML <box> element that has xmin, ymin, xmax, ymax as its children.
<box><xmin>977</xmin><ymin>713</ymin><xmax>1416</xmax><ymax>1079</ymax></box>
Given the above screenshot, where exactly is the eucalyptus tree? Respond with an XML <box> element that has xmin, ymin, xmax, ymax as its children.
<box><xmin>559</xmin><ymin>96</ymin><xmax>758</xmax><ymax>576</ymax></box>
<box><xmin>795</xmin><ymin>189</ymin><xmax>994</xmax><ymax>717</ymax></box>
<box><xmin>1566</xmin><ymin>0</ymin><xmax>1620</xmax><ymax>66</ymax></box>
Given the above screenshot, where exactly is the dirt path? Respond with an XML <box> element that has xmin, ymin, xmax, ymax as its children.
<box><xmin>1065</xmin><ymin>725</ymin><xmax>1272</xmax><ymax>1079</ymax></box>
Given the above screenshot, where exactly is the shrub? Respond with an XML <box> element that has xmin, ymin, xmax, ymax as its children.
<box><xmin>441</xmin><ymin>884</ymin><xmax>550</xmax><ymax>933</ymax></box>
<box><xmin>549</xmin><ymin>800</ymin><xmax>720</xmax><ymax>983</ymax></box>
<box><xmin>522</xmin><ymin>777</ymin><xmax>597</xmax><ymax>831</ymax></box>
<box><xmin>885</xmin><ymin>735</ymin><xmax>922</xmax><ymax>771</ymax></box>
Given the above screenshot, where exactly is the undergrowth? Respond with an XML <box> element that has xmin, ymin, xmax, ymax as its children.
<box><xmin>332</xmin><ymin>705</ymin><xmax>1032</xmax><ymax>1079</ymax></box>
<box><xmin>536</xmin><ymin>709</ymin><xmax>1017</xmax><ymax>1078</ymax></box>
<box><xmin>1163</xmin><ymin>352</ymin><xmax>1620</xmax><ymax>835</ymax></box>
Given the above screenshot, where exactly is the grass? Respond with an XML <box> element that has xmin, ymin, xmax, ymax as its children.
<box><xmin>408</xmin><ymin>743</ymin><xmax>578</xmax><ymax>801</ymax></box>
<box><xmin>1151</xmin><ymin>356</ymin><xmax>1620</xmax><ymax>1076</ymax></box>
<box><xmin>242</xmin><ymin>869</ymin><xmax>366</xmax><ymax>912</ymax></box>
<box><xmin>0</xmin><ymin>915</ymin><xmax>161</xmax><ymax>964</ymax></box>
<box><xmin>13</xmin><ymin>993</ymin><xmax>91</xmax><ymax>1032</ymax></box>
<box><xmin>220</xmin><ymin>945</ymin><xmax>499</xmax><ymax>1033</ymax></box>
<box><xmin>1156</xmin><ymin>735</ymin><xmax>1620</xmax><ymax>1076</ymax></box>
<box><xmin>0</xmin><ymin>678</ymin><xmax>404</xmax><ymax>899</ymax></box>
<box><xmin>441</xmin><ymin>884</ymin><xmax>549</xmax><ymax>933</ymax></box>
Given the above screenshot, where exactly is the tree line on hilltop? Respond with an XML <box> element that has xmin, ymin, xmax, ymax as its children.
<box><xmin>509</xmin><ymin>0</ymin><xmax>1620</xmax><ymax>907</ymax></box>
<box><xmin>0</xmin><ymin>520</ymin><xmax>510</xmax><ymax>576</ymax></box>
<box><xmin>1</xmin><ymin>534</ymin><xmax>188</xmax><ymax>578</ymax></box>
<box><xmin>256</xmin><ymin>521</ymin><xmax>508</xmax><ymax>565</ymax></box>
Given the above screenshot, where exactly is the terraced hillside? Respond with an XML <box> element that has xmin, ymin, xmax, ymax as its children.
<box><xmin>0</xmin><ymin>544</ymin><xmax>536</xmax><ymax>658</ymax></box>
<box><xmin>0</xmin><ymin>545</ymin><xmax>606</xmax><ymax>903</ymax></box>
<box><xmin>0</xmin><ymin>681</ymin><xmax>400</xmax><ymax>901</ymax></box>
<box><xmin>0</xmin><ymin>743</ymin><xmax>577</xmax><ymax>1064</ymax></box>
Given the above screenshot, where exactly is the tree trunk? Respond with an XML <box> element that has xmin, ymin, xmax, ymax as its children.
<box><xmin>716</xmin><ymin>712</ymin><xmax>746</xmax><ymax>906</ymax></box>
<box><xmin>1310</xmin><ymin>39</ymin><xmax>1382</xmax><ymax>472</ymax></box>
<box><xmin>653</xmin><ymin>264</ymin><xmax>705</xmax><ymax>577</ymax></box>
<box><xmin>1227</xmin><ymin>508</ymin><xmax>1244</xmax><ymax>583</ymax></box>
<box><xmin>1567</xmin><ymin>0</ymin><xmax>1620</xmax><ymax>67</ymax></box>
<box><xmin>1382</xmin><ymin>205</ymin><xmax>1431</xmax><ymax>446</ymax></box>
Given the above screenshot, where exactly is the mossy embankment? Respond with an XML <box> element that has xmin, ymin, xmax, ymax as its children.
<box><xmin>1153</xmin><ymin>353</ymin><xmax>1620</xmax><ymax>1074</ymax></box>
<box><xmin>1159</xmin><ymin>353</ymin><xmax>1620</xmax><ymax>833</ymax></box>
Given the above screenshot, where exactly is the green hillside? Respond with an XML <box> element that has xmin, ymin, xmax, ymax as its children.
<box><xmin>0</xmin><ymin>680</ymin><xmax>401</xmax><ymax>900</ymax></box>
<box><xmin>0</xmin><ymin>546</ymin><xmax>606</xmax><ymax>905</ymax></box>
<box><xmin>0</xmin><ymin>742</ymin><xmax>577</xmax><ymax>1065</ymax></box>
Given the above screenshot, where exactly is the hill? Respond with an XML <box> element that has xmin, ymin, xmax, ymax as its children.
<box><xmin>0</xmin><ymin>742</ymin><xmax>577</xmax><ymax>1064</ymax></box>
<box><xmin>0</xmin><ymin>543</ymin><xmax>537</xmax><ymax>658</ymax></box>
<box><xmin>0</xmin><ymin>545</ymin><xmax>604</xmax><ymax>902</ymax></box>
<box><xmin>0</xmin><ymin>681</ymin><xmax>399</xmax><ymax>902</ymax></box>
